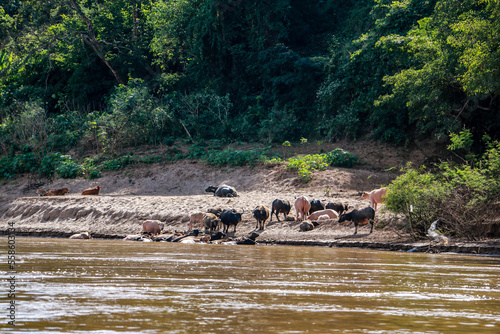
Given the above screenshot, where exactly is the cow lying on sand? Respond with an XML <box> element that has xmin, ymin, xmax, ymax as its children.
<box><xmin>37</xmin><ymin>188</ymin><xmax>69</xmax><ymax>196</ymax></box>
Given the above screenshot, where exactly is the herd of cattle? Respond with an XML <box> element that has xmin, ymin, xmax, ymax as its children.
<box><xmin>182</xmin><ymin>185</ymin><xmax>387</xmax><ymax>238</ymax></box>
<box><xmin>37</xmin><ymin>182</ymin><xmax>388</xmax><ymax>241</ymax></box>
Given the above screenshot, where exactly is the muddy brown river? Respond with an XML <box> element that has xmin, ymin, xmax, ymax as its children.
<box><xmin>2</xmin><ymin>237</ymin><xmax>499</xmax><ymax>333</ymax></box>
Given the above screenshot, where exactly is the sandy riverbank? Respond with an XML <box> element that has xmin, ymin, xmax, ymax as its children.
<box><xmin>1</xmin><ymin>142</ymin><xmax>498</xmax><ymax>255</ymax></box>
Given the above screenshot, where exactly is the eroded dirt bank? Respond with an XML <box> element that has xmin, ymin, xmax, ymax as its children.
<box><xmin>1</xmin><ymin>141</ymin><xmax>499</xmax><ymax>255</ymax></box>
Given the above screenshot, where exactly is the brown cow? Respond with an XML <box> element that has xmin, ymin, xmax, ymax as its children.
<box><xmin>253</xmin><ymin>205</ymin><xmax>270</xmax><ymax>230</ymax></box>
<box><xmin>308</xmin><ymin>209</ymin><xmax>339</xmax><ymax>221</ymax></box>
<box><xmin>203</xmin><ymin>213</ymin><xmax>220</xmax><ymax>235</ymax></box>
<box><xmin>81</xmin><ymin>186</ymin><xmax>102</xmax><ymax>195</ymax></box>
<box><xmin>142</xmin><ymin>220</ymin><xmax>164</xmax><ymax>236</ymax></box>
<box><xmin>361</xmin><ymin>187</ymin><xmax>387</xmax><ymax>211</ymax></box>
<box><xmin>189</xmin><ymin>212</ymin><xmax>205</xmax><ymax>230</ymax></box>
<box><xmin>37</xmin><ymin>188</ymin><xmax>69</xmax><ymax>196</ymax></box>
<box><xmin>294</xmin><ymin>196</ymin><xmax>311</xmax><ymax>221</ymax></box>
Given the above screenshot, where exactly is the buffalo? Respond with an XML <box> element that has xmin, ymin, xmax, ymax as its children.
<box><xmin>253</xmin><ymin>205</ymin><xmax>270</xmax><ymax>230</ymax></box>
<box><xmin>309</xmin><ymin>199</ymin><xmax>325</xmax><ymax>214</ymax></box>
<box><xmin>325</xmin><ymin>202</ymin><xmax>349</xmax><ymax>215</ymax></box>
<box><xmin>205</xmin><ymin>185</ymin><xmax>238</xmax><ymax>197</ymax></box>
<box><xmin>338</xmin><ymin>207</ymin><xmax>375</xmax><ymax>235</ymax></box>
<box><xmin>270</xmin><ymin>199</ymin><xmax>291</xmax><ymax>222</ymax></box>
<box><xmin>220</xmin><ymin>209</ymin><xmax>244</xmax><ymax>233</ymax></box>
<box><xmin>203</xmin><ymin>213</ymin><xmax>220</xmax><ymax>235</ymax></box>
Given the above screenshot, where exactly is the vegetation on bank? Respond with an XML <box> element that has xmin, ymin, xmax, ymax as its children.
<box><xmin>385</xmin><ymin>130</ymin><xmax>500</xmax><ymax>241</ymax></box>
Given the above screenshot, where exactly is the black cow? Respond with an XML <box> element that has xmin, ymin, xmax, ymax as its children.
<box><xmin>205</xmin><ymin>185</ymin><xmax>238</xmax><ymax>197</ymax></box>
<box><xmin>270</xmin><ymin>199</ymin><xmax>291</xmax><ymax>222</ymax></box>
<box><xmin>309</xmin><ymin>199</ymin><xmax>325</xmax><ymax>214</ymax></box>
<box><xmin>220</xmin><ymin>209</ymin><xmax>244</xmax><ymax>233</ymax></box>
<box><xmin>253</xmin><ymin>205</ymin><xmax>270</xmax><ymax>230</ymax></box>
<box><xmin>338</xmin><ymin>207</ymin><xmax>375</xmax><ymax>235</ymax></box>
<box><xmin>325</xmin><ymin>202</ymin><xmax>349</xmax><ymax>215</ymax></box>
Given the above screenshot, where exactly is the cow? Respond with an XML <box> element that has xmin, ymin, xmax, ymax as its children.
<box><xmin>207</xmin><ymin>207</ymin><xmax>223</xmax><ymax>217</ymax></box>
<box><xmin>300</xmin><ymin>220</ymin><xmax>315</xmax><ymax>231</ymax></box>
<box><xmin>205</xmin><ymin>185</ymin><xmax>238</xmax><ymax>197</ymax></box>
<box><xmin>142</xmin><ymin>220</ymin><xmax>164</xmax><ymax>236</ymax></box>
<box><xmin>189</xmin><ymin>212</ymin><xmax>205</xmax><ymax>230</ymax></box>
<box><xmin>37</xmin><ymin>188</ymin><xmax>69</xmax><ymax>196</ymax></box>
<box><xmin>325</xmin><ymin>202</ymin><xmax>349</xmax><ymax>215</ymax></box>
<box><xmin>317</xmin><ymin>214</ymin><xmax>331</xmax><ymax>221</ymax></box>
<box><xmin>295</xmin><ymin>196</ymin><xmax>311</xmax><ymax>221</ymax></box>
<box><xmin>69</xmin><ymin>231</ymin><xmax>91</xmax><ymax>239</ymax></box>
<box><xmin>81</xmin><ymin>186</ymin><xmax>102</xmax><ymax>195</ymax></box>
<box><xmin>308</xmin><ymin>209</ymin><xmax>339</xmax><ymax>221</ymax></box>
<box><xmin>309</xmin><ymin>199</ymin><xmax>325</xmax><ymax>214</ymax></box>
<box><xmin>270</xmin><ymin>199</ymin><xmax>291</xmax><ymax>222</ymax></box>
<box><xmin>360</xmin><ymin>187</ymin><xmax>387</xmax><ymax>211</ymax></box>
<box><xmin>220</xmin><ymin>209</ymin><xmax>244</xmax><ymax>233</ymax></box>
<box><xmin>253</xmin><ymin>205</ymin><xmax>270</xmax><ymax>230</ymax></box>
<box><xmin>338</xmin><ymin>207</ymin><xmax>376</xmax><ymax>235</ymax></box>
<box><xmin>203</xmin><ymin>213</ymin><xmax>220</xmax><ymax>235</ymax></box>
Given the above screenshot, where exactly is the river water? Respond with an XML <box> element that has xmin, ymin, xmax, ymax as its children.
<box><xmin>2</xmin><ymin>237</ymin><xmax>499</xmax><ymax>333</ymax></box>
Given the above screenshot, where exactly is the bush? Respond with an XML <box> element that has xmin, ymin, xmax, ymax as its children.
<box><xmin>385</xmin><ymin>141</ymin><xmax>500</xmax><ymax>240</ymax></box>
<box><xmin>286</xmin><ymin>154</ymin><xmax>328</xmax><ymax>183</ymax></box>
<box><xmin>55</xmin><ymin>155</ymin><xmax>83</xmax><ymax>179</ymax></box>
<box><xmin>205</xmin><ymin>147</ymin><xmax>271</xmax><ymax>167</ymax></box>
<box><xmin>325</xmin><ymin>148</ymin><xmax>359</xmax><ymax>168</ymax></box>
<box><xmin>98</xmin><ymin>79</ymin><xmax>175</xmax><ymax>152</ymax></box>
<box><xmin>385</xmin><ymin>165</ymin><xmax>450</xmax><ymax>237</ymax></box>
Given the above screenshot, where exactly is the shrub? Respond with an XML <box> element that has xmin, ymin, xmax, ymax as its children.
<box><xmin>385</xmin><ymin>165</ymin><xmax>450</xmax><ymax>237</ymax></box>
<box><xmin>287</xmin><ymin>154</ymin><xmax>328</xmax><ymax>183</ymax></box>
<box><xmin>55</xmin><ymin>155</ymin><xmax>83</xmax><ymax>179</ymax></box>
<box><xmin>205</xmin><ymin>147</ymin><xmax>271</xmax><ymax>167</ymax></box>
<box><xmin>325</xmin><ymin>148</ymin><xmax>359</xmax><ymax>168</ymax></box>
<box><xmin>385</xmin><ymin>141</ymin><xmax>500</xmax><ymax>240</ymax></box>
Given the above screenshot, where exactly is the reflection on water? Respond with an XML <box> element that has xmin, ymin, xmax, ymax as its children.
<box><xmin>2</xmin><ymin>237</ymin><xmax>499</xmax><ymax>333</ymax></box>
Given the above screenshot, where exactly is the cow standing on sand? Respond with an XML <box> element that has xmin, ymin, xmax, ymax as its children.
<box><xmin>189</xmin><ymin>212</ymin><xmax>205</xmax><ymax>230</ymax></box>
<box><xmin>360</xmin><ymin>187</ymin><xmax>387</xmax><ymax>211</ymax></box>
<box><xmin>142</xmin><ymin>220</ymin><xmax>164</xmax><ymax>236</ymax></box>
<box><xmin>270</xmin><ymin>199</ymin><xmax>291</xmax><ymax>222</ymax></box>
<box><xmin>253</xmin><ymin>205</ymin><xmax>270</xmax><ymax>230</ymax></box>
<box><xmin>203</xmin><ymin>213</ymin><xmax>220</xmax><ymax>235</ymax></box>
<box><xmin>338</xmin><ymin>207</ymin><xmax>376</xmax><ymax>235</ymax></box>
<box><xmin>295</xmin><ymin>196</ymin><xmax>311</xmax><ymax>221</ymax></box>
<box><xmin>220</xmin><ymin>209</ymin><xmax>244</xmax><ymax>233</ymax></box>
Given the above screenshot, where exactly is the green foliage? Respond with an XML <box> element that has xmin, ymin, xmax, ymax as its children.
<box><xmin>205</xmin><ymin>147</ymin><xmax>271</xmax><ymax>167</ymax></box>
<box><xmin>55</xmin><ymin>155</ymin><xmax>83</xmax><ymax>179</ymax></box>
<box><xmin>285</xmin><ymin>149</ymin><xmax>358</xmax><ymax>182</ymax></box>
<box><xmin>98</xmin><ymin>79</ymin><xmax>175</xmax><ymax>151</ymax></box>
<box><xmin>325</xmin><ymin>148</ymin><xmax>359</xmax><ymax>168</ymax></box>
<box><xmin>385</xmin><ymin>138</ymin><xmax>500</xmax><ymax>240</ymax></box>
<box><xmin>1</xmin><ymin>0</ymin><xmax>500</xmax><ymax>159</ymax></box>
<box><xmin>287</xmin><ymin>154</ymin><xmax>328</xmax><ymax>183</ymax></box>
<box><xmin>385</xmin><ymin>165</ymin><xmax>451</xmax><ymax>237</ymax></box>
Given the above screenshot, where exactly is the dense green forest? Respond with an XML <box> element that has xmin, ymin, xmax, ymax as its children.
<box><xmin>1</xmin><ymin>0</ymin><xmax>500</xmax><ymax>160</ymax></box>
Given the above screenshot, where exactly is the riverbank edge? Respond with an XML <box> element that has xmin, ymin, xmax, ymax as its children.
<box><xmin>3</xmin><ymin>230</ymin><xmax>499</xmax><ymax>256</ymax></box>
